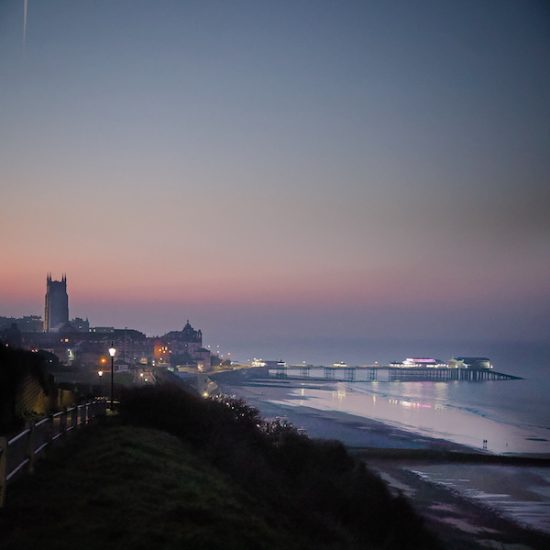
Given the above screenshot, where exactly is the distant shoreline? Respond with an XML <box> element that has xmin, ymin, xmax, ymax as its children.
<box><xmin>214</xmin><ymin>369</ymin><xmax>469</xmax><ymax>450</ymax></box>
<box><xmin>351</xmin><ymin>446</ymin><xmax>550</xmax><ymax>465</ymax></box>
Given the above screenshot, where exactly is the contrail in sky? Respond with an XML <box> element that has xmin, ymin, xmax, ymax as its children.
<box><xmin>23</xmin><ymin>0</ymin><xmax>28</xmax><ymax>48</ymax></box>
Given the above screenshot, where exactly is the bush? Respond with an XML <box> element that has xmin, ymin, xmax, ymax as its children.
<box><xmin>119</xmin><ymin>384</ymin><xmax>439</xmax><ymax>549</ymax></box>
<box><xmin>0</xmin><ymin>345</ymin><xmax>53</xmax><ymax>433</ymax></box>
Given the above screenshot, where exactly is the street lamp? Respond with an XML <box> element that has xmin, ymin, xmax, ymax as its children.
<box><xmin>108</xmin><ymin>343</ymin><xmax>116</xmax><ymax>411</ymax></box>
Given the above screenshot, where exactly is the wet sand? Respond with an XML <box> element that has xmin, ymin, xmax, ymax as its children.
<box><xmin>217</xmin><ymin>373</ymin><xmax>475</xmax><ymax>451</ymax></box>
<box><xmin>366</xmin><ymin>459</ymin><xmax>550</xmax><ymax>549</ymax></box>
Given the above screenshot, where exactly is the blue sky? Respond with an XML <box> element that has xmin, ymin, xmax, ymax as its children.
<box><xmin>1</xmin><ymin>0</ymin><xmax>549</xmax><ymax>359</ymax></box>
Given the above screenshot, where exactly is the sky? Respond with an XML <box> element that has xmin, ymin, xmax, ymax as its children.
<box><xmin>1</xmin><ymin>0</ymin><xmax>549</xmax><ymax>362</ymax></box>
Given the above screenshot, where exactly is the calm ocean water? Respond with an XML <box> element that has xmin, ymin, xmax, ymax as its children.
<box><xmin>267</xmin><ymin>378</ymin><xmax>550</xmax><ymax>454</ymax></box>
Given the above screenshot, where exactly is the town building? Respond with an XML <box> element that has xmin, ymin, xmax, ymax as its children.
<box><xmin>389</xmin><ymin>358</ymin><xmax>448</xmax><ymax>368</ymax></box>
<box><xmin>70</xmin><ymin>317</ymin><xmax>90</xmax><ymax>332</ymax></box>
<box><xmin>161</xmin><ymin>320</ymin><xmax>212</xmax><ymax>370</ymax></box>
<box><xmin>450</xmin><ymin>357</ymin><xmax>493</xmax><ymax>369</ymax></box>
<box><xmin>44</xmin><ymin>274</ymin><xmax>69</xmax><ymax>332</ymax></box>
<box><xmin>5</xmin><ymin>275</ymin><xmax>214</xmax><ymax>373</ymax></box>
<box><xmin>0</xmin><ymin>315</ymin><xmax>43</xmax><ymax>333</ymax></box>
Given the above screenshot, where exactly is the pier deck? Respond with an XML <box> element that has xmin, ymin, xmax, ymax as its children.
<box><xmin>269</xmin><ymin>366</ymin><xmax>520</xmax><ymax>382</ymax></box>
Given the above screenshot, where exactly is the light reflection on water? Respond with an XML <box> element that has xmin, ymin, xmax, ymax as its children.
<box><xmin>279</xmin><ymin>381</ymin><xmax>550</xmax><ymax>454</ymax></box>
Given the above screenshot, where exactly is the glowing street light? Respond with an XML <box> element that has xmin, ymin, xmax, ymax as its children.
<box><xmin>108</xmin><ymin>343</ymin><xmax>116</xmax><ymax>411</ymax></box>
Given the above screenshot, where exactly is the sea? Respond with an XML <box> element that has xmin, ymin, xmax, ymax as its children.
<box><xmin>215</xmin><ymin>339</ymin><xmax>550</xmax><ymax>535</ymax></box>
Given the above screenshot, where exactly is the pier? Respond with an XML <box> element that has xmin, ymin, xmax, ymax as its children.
<box><xmin>268</xmin><ymin>366</ymin><xmax>520</xmax><ymax>382</ymax></box>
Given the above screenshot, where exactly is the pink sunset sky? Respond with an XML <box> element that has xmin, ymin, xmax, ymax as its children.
<box><xmin>1</xmin><ymin>1</ymin><xmax>549</xmax><ymax>359</ymax></box>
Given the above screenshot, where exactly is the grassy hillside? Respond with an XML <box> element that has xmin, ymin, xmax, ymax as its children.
<box><xmin>0</xmin><ymin>424</ymin><xmax>298</xmax><ymax>550</ymax></box>
<box><xmin>0</xmin><ymin>385</ymin><xmax>439</xmax><ymax>549</ymax></box>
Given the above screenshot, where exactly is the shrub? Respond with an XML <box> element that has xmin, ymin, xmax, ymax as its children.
<box><xmin>0</xmin><ymin>345</ymin><xmax>53</xmax><ymax>433</ymax></box>
<box><xmin>119</xmin><ymin>384</ymin><xmax>439</xmax><ymax>548</ymax></box>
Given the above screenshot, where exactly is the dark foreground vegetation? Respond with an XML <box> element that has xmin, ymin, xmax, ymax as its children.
<box><xmin>0</xmin><ymin>425</ymin><xmax>295</xmax><ymax>550</ymax></box>
<box><xmin>0</xmin><ymin>384</ymin><xmax>439</xmax><ymax>549</ymax></box>
<box><xmin>0</xmin><ymin>344</ymin><xmax>53</xmax><ymax>433</ymax></box>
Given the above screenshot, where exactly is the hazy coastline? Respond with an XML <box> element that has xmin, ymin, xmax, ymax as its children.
<box><xmin>215</xmin><ymin>374</ymin><xmax>467</xmax><ymax>451</ymax></box>
<box><xmin>214</xmin><ymin>367</ymin><xmax>550</xmax><ymax>456</ymax></box>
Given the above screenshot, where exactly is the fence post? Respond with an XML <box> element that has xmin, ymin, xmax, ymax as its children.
<box><xmin>61</xmin><ymin>408</ymin><xmax>67</xmax><ymax>437</ymax></box>
<box><xmin>0</xmin><ymin>436</ymin><xmax>8</xmax><ymax>508</ymax></box>
<box><xmin>48</xmin><ymin>413</ymin><xmax>54</xmax><ymax>444</ymax></box>
<box><xmin>27</xmin><ymin>422</ymin><xmax>36</xmax><ymax>474</ymax></box>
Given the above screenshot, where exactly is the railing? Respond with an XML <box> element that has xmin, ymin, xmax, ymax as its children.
<box><xmin>269</xmin><ymin>366</ymin><xmax>521</xmax><ymax>382</ymax></box>
<box><xmin>0</xmin><ymin>400</ymin><xmax>107</xmax><ymax>508</ymax></box>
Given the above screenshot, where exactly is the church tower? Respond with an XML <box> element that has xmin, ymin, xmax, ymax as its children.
<box><xmin>44</xmin><ymin>274</ymin><xmax>69</xmax><ymax>332</ymax></box>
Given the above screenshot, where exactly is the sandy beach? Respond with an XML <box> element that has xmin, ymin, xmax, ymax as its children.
<box><xmin>365</xmin><ymin>458</ymin><xmax>550</xmax><ymax>549</ymax></box>
<box><xmin>215</xmin><ymin>372</ymin><xmax>491</xmax><ymax>452</ymax></box>
<box><xmin>225</xmin><ymin>381</ymin><xmax>470</xmax><ymax>450</ymax></box>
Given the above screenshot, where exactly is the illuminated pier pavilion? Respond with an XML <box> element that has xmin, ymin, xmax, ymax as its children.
<box><xmin>268</xmin><ymin>361</ymin><xmax>520</xmax><ymax>382</ymax></box>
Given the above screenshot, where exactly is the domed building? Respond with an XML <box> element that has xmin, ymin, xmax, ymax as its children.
<box><xmin>161</xmin><ymin>320</ymin><xmax>211</xmax><ymax>371</ymax></box>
